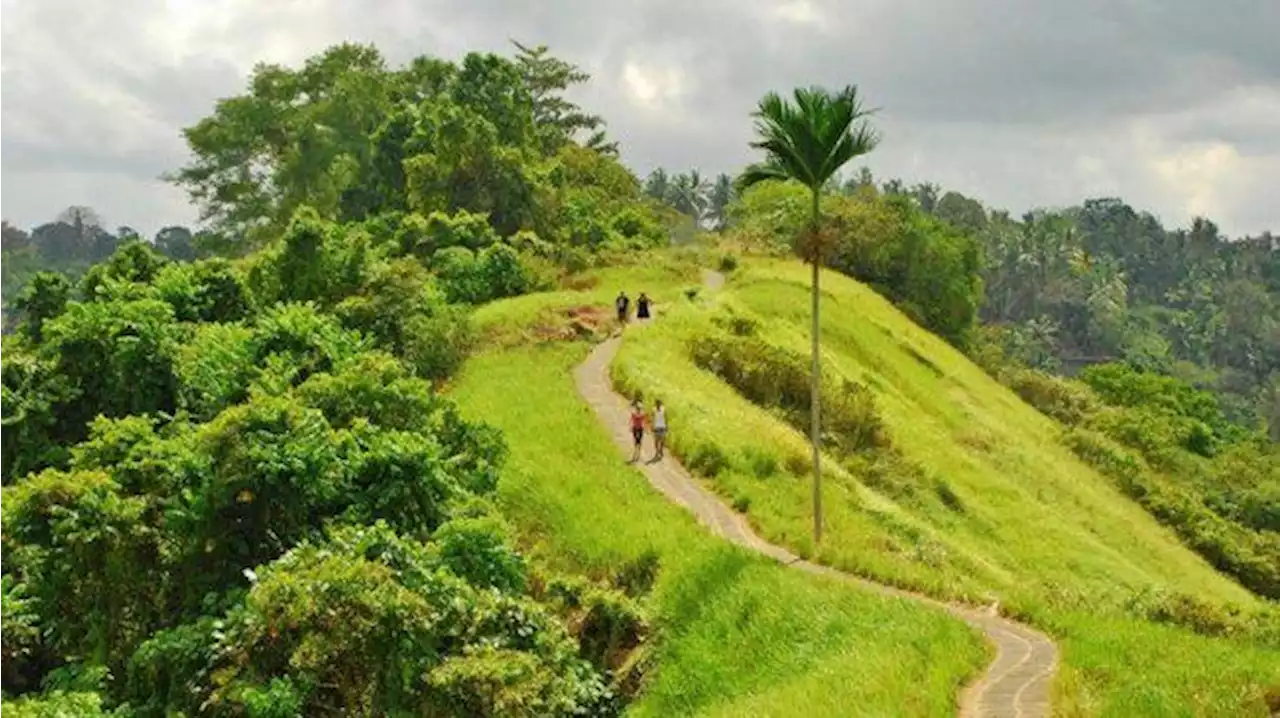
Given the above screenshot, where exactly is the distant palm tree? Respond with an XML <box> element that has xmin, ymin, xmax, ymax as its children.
<box><xmin>737</xmin><ymin>85</ymin><xmax>879</xmax><ymax>545</ymax></box>
<box><xmin>707</xmin><ymin>173</ymin><xmax>734</xmax><ymax>230</ymax></box>
<box><xmin>670</xmin><ymin>170</ymin><xmax>710</xmax><ymax>223</ymax></box>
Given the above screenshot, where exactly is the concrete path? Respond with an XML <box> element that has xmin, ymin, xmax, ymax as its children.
<box><xmin>573</xmin><ymin>269</ymin><xmax>1058</xmax><ymax>717</ymax></box>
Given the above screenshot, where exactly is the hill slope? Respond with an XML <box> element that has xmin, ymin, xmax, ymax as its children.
<box><xmin>610</xmin><ymin>256</ymin><xmax>1278</xmax><ymax>716</ymax></box>
<box><xmin>450</xmin><ymin>259</ymin><xmax>992</xmax><ymax>716</ymax></box>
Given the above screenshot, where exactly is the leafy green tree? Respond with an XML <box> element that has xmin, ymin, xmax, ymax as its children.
<box><xmin>511</xmin><ymin>40</ymin><xmax>615</xmax><ymax>156</ymax></box>
<box><xmin>153</xmin><ymin>226</ymin><xmax>196</xmax><ymax>261</ymax></box>
<box><xmin>737</xmin><ymin>85</ymin><xmax>879</xmax><ymax>543</ymax></box>
<box><xmin>12</xmin><ymin>272</ymin><xmax>73</xmax><ymax>342</ymax></box>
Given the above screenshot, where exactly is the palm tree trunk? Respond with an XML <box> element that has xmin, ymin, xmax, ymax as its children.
<box><xmin>809</xmin><ymin>188</ymin><xmax>823</xmax><ymax>546</ymax></box>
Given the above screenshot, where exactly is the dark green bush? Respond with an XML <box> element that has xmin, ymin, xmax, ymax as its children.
<box><xmin>690</xmin><ymin>331</ymin><xmax>888</xmax><ymax>455</ymax></box>
<box><xmin>1005</xmin><ymin>368</ymin><xmax>1098</xmax><ymax>425</ymax></box>
<box><xmin>687</xmin><ymin>442</ymin><xmax>730</xmax><ymax>477</ymax></box>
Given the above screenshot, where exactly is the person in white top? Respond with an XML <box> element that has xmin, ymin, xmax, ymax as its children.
<box><xmin>651</xmin><ymin>399</ymin><xmax>668</xmax><ymax>461</ymax></box>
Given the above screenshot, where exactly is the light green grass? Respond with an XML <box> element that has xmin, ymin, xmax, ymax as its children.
<box><xmin>608</xmin><ymin>256</ymin><xmax>1279</xmax><ymax>717</ymax></box>
<box><xmin>451</xmin><ymin>340</ymin><xmax>988</xmax><ymax>717</ymax></box>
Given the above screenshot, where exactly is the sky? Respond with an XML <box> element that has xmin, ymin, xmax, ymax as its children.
<box><xmin>1</xmin><ymin>0</ymin><xmax>1278</xmax><ymax>238</ymax></box>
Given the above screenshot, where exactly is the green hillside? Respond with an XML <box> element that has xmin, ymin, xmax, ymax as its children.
<box><xmin>4</xmin><ymin>35</ymin><xmax>1276</xmax><ymax>718</ymax></box>
<box><xmin>455</xmin><ymin>251</ymin><xmax>1279</xmax><ymax>716</ymax></box>
<box><xmin>609</xmin><ymin>255</ymin><xmax>1279</xmax><ymax>715</ymax></box>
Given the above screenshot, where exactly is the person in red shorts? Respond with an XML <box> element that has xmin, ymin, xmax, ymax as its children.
<box><xmin>629</xmin><ymin>399</ymin><xmax>646</xmax><ymax>463</ymax></box>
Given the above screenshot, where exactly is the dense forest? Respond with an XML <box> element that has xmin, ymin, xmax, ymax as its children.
<box><xmin>1</xmin><ymin>42</ymin><xmax>671</xmax><ymax>716</ymax></box>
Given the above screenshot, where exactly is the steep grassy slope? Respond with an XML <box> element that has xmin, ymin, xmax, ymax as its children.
<box><xmin>610</xmin><ymin>257</ymin><xmax>1279</xmax><ymax>716</ymax></box>
<box><xmin>450</xmin><ymin>259</ymin><xmax>988</xmax><ymax>716</ymax></box>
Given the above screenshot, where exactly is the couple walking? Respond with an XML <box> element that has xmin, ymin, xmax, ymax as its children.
<box><xmin>628</xmin><ymin>398</ymin><xmax>667</xmax><ymax>464</ymax></box>
<box><xmin>615</xmin><ymin>291</ymin><xmax>652</xmax><ymax>324</ymax></box>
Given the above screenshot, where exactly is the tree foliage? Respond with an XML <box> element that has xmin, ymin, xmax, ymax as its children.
<box><xmin>1</xmin><ymin>40</ymin><xmax>658</xmax><ymax>715</ymax></box>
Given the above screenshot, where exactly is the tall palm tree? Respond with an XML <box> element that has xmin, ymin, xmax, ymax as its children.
<box><xmin>737</xmin><ymin>85</ymin><xmax>879</xmax><ymax>545</ymax></box>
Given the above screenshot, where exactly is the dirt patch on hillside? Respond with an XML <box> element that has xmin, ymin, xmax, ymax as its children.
<box><xmin>532</xmin><ymin>305</ymin><xmax>616</xmax><ymax>343</ymax></box>
<box><xmin>482</xmin><ymin>304</ymin><xmax>618</xmax><ymax>350</ymax></box>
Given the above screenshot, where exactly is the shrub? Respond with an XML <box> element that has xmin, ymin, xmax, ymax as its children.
<box><xmin>250</xmin><ymin>302</ymin><xmax>369</xmax><ymax>388</ymax></box>
<box><xmin>431</xmin><ymin>515</ymin><xmax>527</xmax><ymax>593</ymax></box>
<box><xmin>402</xmin><ymin>305</ymin><xmax>476</xmax><ymax>381</ymax></box>
<box><xmin>743</xmin><ymin>447</ymin><xmax>780</xmax><ymax>478</ymax></box>
<box><xmin>2</xmin><ymin>575</ymin><xmax>46</xmax><ymax>695</ymax></box>
<box><xmin>689</xmin><ymin>331</ymin><xmax>888</xmax><ymax>455</ymax></box>
<box><xmin>716</xmin><ymin>253</ymin><xmax>739</xmax><ymax>273</ymax></box>
<box><xmin>175</xmin><ymin>322</ymin><xmax>256</xmax><ymax>420</ymax></box>
<box><xmin>1005</xmin><ymin>368</ymin><xmax>1098</xmax><ymax>425</ymax></box>
<box><xmin>152</xmin><ymin>258</ymin><xmax>250</xmax><ymax>323</ymax></box>
<box><xmin>613</xmin><ymin>550</ymin><xmax>660</xmax><ymax>598</ymax></box>
<box><xmin>2</xmin><ymin>469</ymin><xmax>163</xmax><ymax>672</ymax></box>
<box><xmin>206</xmin><ymin>530</ymin><xmax>614</xmax><ymax>718</ymax></box>
<box><xmin>1123</xmin><ymin>587</ymin><xmax>1252</xmax><ymax>639</ymax></box>
<box><xmin>2</xmin><ymin>690</ymin><xmax>126</xmax><ymax>718</ymax></box>
<box><xmin>41</xmin><ymin>297</ymin><xmax>183</xmax><ymax>439</ymax></box>
<box><xmin>686</xmin><ymin>442</ymin><xmax>730</xmax><ymax>477</ymax></box>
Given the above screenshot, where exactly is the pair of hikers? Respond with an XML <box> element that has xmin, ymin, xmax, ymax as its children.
<box><xmin>615</xmin><ymin>291</ymin><xmax>652</xmax><ymax>324</ymax></box>
<box><xmin>629</xmin><ymin>398</ymin><xmax>667</xmax><ymax>463</ymax></box>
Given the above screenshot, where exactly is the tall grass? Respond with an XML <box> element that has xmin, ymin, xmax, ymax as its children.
<box><xmin>608</xmin><ymin>257</ymin><xmax>1279</xmax><ymax>717</ymax></box>
<box><xmin>450</xmin><ymin>341</ymin><xmax>987</xmax><ymax>716</ymax></box>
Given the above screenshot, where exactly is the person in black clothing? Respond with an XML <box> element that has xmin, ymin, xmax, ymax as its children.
<box><xmin>615</xmin><ymin>292</ymin><xmax>630</xmax><ymax>323</ymax></box>
<box><xmin>636</xmin><ymin>292</ymin><xmax>652</xmax><ymax>320</ymax></box>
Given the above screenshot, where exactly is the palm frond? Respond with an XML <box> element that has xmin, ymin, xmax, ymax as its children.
<box><xmin>736</xmin><ymin>161</ymin><xmax>792</xmax><ymax>193</ymax></box>
<box><xmin>742</xmin><ymin>84</ymin><xmax>880</xmax><ymax>194</ymax></box>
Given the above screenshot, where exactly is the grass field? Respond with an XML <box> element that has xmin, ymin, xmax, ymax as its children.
<box><xmin>451</xmin><ymin>257</ymin><xmax>989</xmax><ymax>716</ymax></box>
<box><xmin>607</xmin><ymin>256</ymin><xmax>1280</xmax><ymax>716</ymax></box>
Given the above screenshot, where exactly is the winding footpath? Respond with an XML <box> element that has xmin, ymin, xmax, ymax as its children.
<box><xmin>573</xmin><ymin>269</ymin><xmax>1058</xmax><ymax>717</ymax></box>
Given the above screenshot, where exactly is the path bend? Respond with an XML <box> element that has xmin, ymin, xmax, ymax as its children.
<box><xmin>573</xmin><ymin>270</ymin><xmax>1058</xmax><ymax>717</ymax></box>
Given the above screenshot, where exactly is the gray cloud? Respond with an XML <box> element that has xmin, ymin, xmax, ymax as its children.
<box><xmin>2</xmin><ymin>0</ymin><xmax>1277</xmax><ymax>237</ymax></box>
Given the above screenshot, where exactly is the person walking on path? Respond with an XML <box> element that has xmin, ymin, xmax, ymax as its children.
<box><xmin>615</xmin><ymin>292</ymin><xmax>631</xmax><ymax>325</ymax></box>
<box><xmin>636</xmin><ymin>292</ymin><xmax>652</xmax><ymax>320</ymax></box>
<box><xmin>651</xmin><ymin>399</ymin><xmax>667</xmax><ymax>462</ymax></box>
<box><xmin>629</xmin><ymin>399</ymin><xmax>647</xmax><ymax>463</ymax></box>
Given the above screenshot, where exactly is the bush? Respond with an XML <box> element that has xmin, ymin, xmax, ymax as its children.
<box><xmin>1123</xmin><ymin>587</ymin><xmax>1256</xmax><ymax>640</ymax></box>
<box><xmin>41</xmin><ymin>297</ymin><xmax>183</xmax><ymax>440</ymax></box>
<box><xmin>402</xmin><ymin>305</ymin><xmax>476</xmax><ymax>381</ymax></box>
<box><xmin>175</xmin><ymin>322</ymin><xmax>256</xmax><ymax>420</ymax></box>
<box><xmin>689</xmin><ymin>331</ymin><xmax>888</xmax><ymax>455</ymax></box>
<box><xmin>687</xmin><ymin>442</ymin><xmax>730</xmax><ymax>477</ymax></box>
<box><xmin>717</xmin><ymin>253</ymin><xmax>739</xmax><ymax>272</ymax></box>
<box><xmin>613</xmin><ymin>550</ymin><xmax>660</xmax><ymax>598</ymax></box>
<box><xmin>152</xmin><ymin>258</ymin><xmax>250</xmax><ymax>323</ymax></box>
<box><xmin>2</xmin><ymin>575</ymin><xmax>46</xmax><ymax>695</ymax></box>
<box><xmin>206</xmin><ymin>528</ymin><xmax>614</xmax><ymax>718</ymax></box>
<box><xmin>2</xmin><ymin>469</ymin><xmax>163</xmax><ymax>672</ymax></box>
<box><xmin>1005</xmin><ymin>368</ymin><xmax>1098</xmax><ymax>425</ymax></box>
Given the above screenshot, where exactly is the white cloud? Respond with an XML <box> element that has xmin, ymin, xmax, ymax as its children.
<box><xmin>1151</xmin><ymin>142</ymin><xmax>1242</xmax><ymax>219</ymax></box>
<box><xmin>772</xmin><ymin>0</ymin><xmax>823</xmax><ymax>26</ymax></box>
<box><xmin>622</xmin><ymin>60</ymin><xmax>687</xmax><ymax>111</ymax></box>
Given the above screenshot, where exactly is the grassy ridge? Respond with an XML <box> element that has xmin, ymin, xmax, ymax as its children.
<box><xmin>450</xmin><ymin>333</ymin><xmax>987</xmax><ymax>715</ymax></box>
<box><xmin>607</xmin><ymin>257</ymin><xmax>1279</xmax><ymax>716</ymax></box>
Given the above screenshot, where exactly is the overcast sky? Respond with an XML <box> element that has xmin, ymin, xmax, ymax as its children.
<box><xmin>2</xmin><ymin>0</ymin><xmax>1278</xmax><ymax>237</ymax></box>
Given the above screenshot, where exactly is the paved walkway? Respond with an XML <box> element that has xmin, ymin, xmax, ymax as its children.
<box><xmin>572</xmin><ymin>270</ymin><xmax>1058</xmax><ymax>717</ymax></box>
